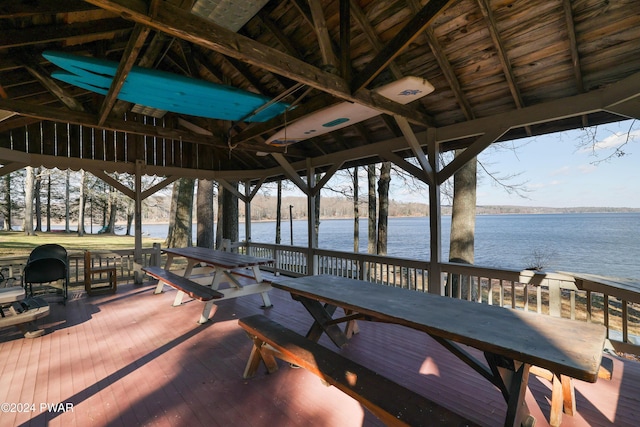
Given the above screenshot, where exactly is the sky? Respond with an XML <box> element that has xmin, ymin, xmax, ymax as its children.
<box><xmin>279</xmin><ymin>119</ymin><xmax>639</xmax><ymax>209</ymax></box>
<box><xmin>474</xmin><ymin>119</ymin><xmax>640</xmax><ymax>208</ymax></box>
<box><xmin>388</xmin><ymin>119</ymin><xmax>639</xmax><ymax>208</ymax></box>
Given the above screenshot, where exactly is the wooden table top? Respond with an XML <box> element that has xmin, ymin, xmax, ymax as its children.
<box><xmin>272</xmin><ymin>274</ymin><xmax>607</xmax><ymax>383</ymax></box>
<box><xmin>163</xmin><ymin>246</ymin><xmax>273</xmax><ymax>269</ymax></box>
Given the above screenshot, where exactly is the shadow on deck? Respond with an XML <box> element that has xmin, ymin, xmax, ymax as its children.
<box><xmin>0</xmin><ymin>281</ymin><xmax>638</xmax><ymax>426</ymax></box>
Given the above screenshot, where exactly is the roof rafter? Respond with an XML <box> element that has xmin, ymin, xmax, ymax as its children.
<box><xmin>85</xmin><ymin>0</ymin><xmax>432</xmax><ymax>126</ymax></box>
<box><xmin>351</xmin><ymin>0</ymin><xmax>456</xmax><ymax>92</ymax></box>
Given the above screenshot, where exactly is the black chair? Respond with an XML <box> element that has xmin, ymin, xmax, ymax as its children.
<box><xmin>23</xmin><ymin>244</ymin><xmax>68</xmax><ymax>302</ymax></box>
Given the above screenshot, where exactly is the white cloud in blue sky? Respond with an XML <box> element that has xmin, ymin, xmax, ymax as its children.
<box><xmin>476</xmin><ymin>119</ymin><xmax>639</xmax><ymax>208</ymax></box>
<box><xmin>286</xmin><ymin>119</ymin><xmax>639</xmax><ymax>209</ymax></box>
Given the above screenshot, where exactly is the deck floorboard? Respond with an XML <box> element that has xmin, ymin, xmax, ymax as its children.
<box><xmin>0</xmin><ymin>280</ymin><xmax>638</xmax><ymax>427</ymax></box>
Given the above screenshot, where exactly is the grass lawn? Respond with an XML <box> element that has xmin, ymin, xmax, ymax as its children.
<box><xmin>0</xmin><ymin>230</ymin><xmax>165</xmax><ymax>257</ymax></box>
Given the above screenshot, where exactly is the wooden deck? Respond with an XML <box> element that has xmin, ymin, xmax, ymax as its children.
<box><xmin>1</xmin><ymin>279</ymin><xmax>639</xmax><ymax>427</ymax></box>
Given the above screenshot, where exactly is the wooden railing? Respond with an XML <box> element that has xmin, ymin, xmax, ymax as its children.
<box><xmin>0</xmin><ymin>247</ymin><xmax>161</xmax><ymax>289</ymax></box>
<box><xmin>2</xmin><ymin>242</ymin><xmax>637</xmax><ymax>355</ymax></box>
<box><xmin>244</xmin><ymin>242</ymin><xmax>640</xmax><ymax>355</ymax></box>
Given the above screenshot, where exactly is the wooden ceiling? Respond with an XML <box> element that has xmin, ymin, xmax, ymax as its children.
<box><xmin>1</xmin><ymin>0</ymin><xmax>639</xmax><ymax>184</ymax></box>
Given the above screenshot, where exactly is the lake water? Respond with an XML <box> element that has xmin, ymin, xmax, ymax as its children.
<box><xmin>139</xmin><ymin>213</ymin><xmax>640</xmax><ymax>280</ymax></box>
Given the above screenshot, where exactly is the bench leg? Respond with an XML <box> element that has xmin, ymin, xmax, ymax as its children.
<box><xmin>153</xmin><ymin>280</ymin><xmax>165</xmax><ymax>295</ymax></box>
<box><xmin>243</xmin><ymin>335</ymin><xmax>279</xmax><ymax>379</ymax></box>
<box><xmin>260</xmin><ymin>292</ymin><xmax>272</xmax><ymax>308</ymax></box>
<box><xmin>173</xmin><ymin>290</ymin><xmax>186</xmax><ymax>306</ymax></box>
<box><xmin>198</xmin><ymin>300</ymin><xmax>217</xmax><ymax>324</ymax></box>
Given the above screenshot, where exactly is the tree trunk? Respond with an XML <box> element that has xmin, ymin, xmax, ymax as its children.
<box><xmin>367</xmin><ymin>165</ymin><xmax>376</xmax><ymax>254</ymax></box>
<box><xmin>101</xmin><ymin>184</ymin><xmax>117</xmax><ymax>234</ymax></box>
<box><xmin>215</xmin><ymin>186</ymin><xmax>224</xmax><ymax>248</ymax></box>
<box><xmin>125</xmin><ymin>199</ymin><xmax>134</xmax><ymax>236</ymax></box>
<box><xmin>276</xmin><ymin>180</ymin><xmax>282</xmax><ymax>244</ymax></box>
<box><xmin>196</xmin><ymin>179</ymin><xmax>215</xmax><ymax>248</ymax></box>
<box><xmin>314</xmin><ymin>173</ymin><xmax>321</xmax><ymax>241</ymax></box>
<box><xmin>377</xmin><ymin>162</ymin><xmax>391</xmax><ymax>255</ymax></box>
<box><xmin>221</xmin><ymin>181</ymin><xmax>239</xmax><ymax>243</ymax></box>
<box><xmin>23</xmin><ymin>167</ymin><xmax>36</xmax><ymax>236</ymax></box>
<box><xmin>65</xmin><ymin>169</ymin><xmax>71</xmax><ymax>232</ymax></box>
<box><xmin>46</xmin><ymin>173</ymin><xmax>51</xmax><ymax>231</ymax></box>
<box><xmin>34</xmin><ymin>168</ymin><xmax>42</xmax><ymax>232</ymax></box>
<box><xmin>78</xmin><ymin>170</ymin><xmax>85</xmax><ymax>236</ymax></box>
<box><xmin>448</xmin><ymin>150</ymin><xmax>478</xmax><ymax>299</ymax></box>
<box><xmin>166</xmin><ymin>178</ymin><xmax>195</xmax><ymax>247</ymax></box>
<box><xmin>3</xmin><ymin>174</ymin><xmax>11</xmax><ymax>230</ymax></box>
<box><xmin>353</xmin><ymin>167</ymin><xmax>359</xmax><ymax>253</ymax></box>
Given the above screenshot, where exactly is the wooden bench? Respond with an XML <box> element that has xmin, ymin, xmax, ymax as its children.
<box><xmin>84</xmin><ymin>251</ymin><xmax>117</xmax><ymax>296</ymax></box>
<box><xmin>0</xmin><ymin>287</ymin><xmax>49</xmax><ymax>338</ymax></box>
<box><xmin>530</xmin><ymin>357</ymin><xmax>613</xmax><ymax>427</ymax></box>
<box><xmin>144</xmin><ymin>266</ymin><xmax>224</xmax><ymax>324</ymax></box>
<box><xmin>239</xmin><ymin>314</ymin><xmax>477</xmax><ymax>427</ymax></box>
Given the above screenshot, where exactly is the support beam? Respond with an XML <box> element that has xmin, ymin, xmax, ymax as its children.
<box><xmin>90</xmin><ymin>170</ymin><xmax>135</xmax><ymax>199</ymax></box>
<box><xmin>351</xmin><ymin>0</ymin><xmax>456</xmax><ymax>91</ymax></box>
<box><xmin>0</xmin><ymin>161</ymin><xmax>27</xmax><ymax>177</ymax></box>
<box><xmin>394</xmin><ymin>116</ymin><xmax>434</xmax><ymax>186</ymax></box>
<box><xmin>311</xmin><ymin>161</ymin><xmax>344</xmax><ymax>197</ymax></box>
<box><xmin>134</xmin><ymin>159</ymin><xmax>143</xmax><ymax>276</ymax></box>
<box><xmin>271</xmin><ymin>153</ymin><xmax>308</xmax><ymax>193</ymax></box>
<box><xmin>98</xmin><ymin>24</ymin><xmax>151</xmax><ymax>126</ymax></box>
<box><xmin>141</xmin><ymin>175</ymin><xmax>179</xmax><ymax>199</ymax></box>
<box><xmin>307</xmin><ymin>159</ymin><xmax>317</xmax><ymax>275</ymax></box>
<box><xmin>84</xmin><ymin>0</ymin><xmax>431</xmax><ymax>126</ymax></box>
<box><xmin>427</xmin><ymin>128</ymin><xmax>442</xmax><ymax>295</ymax></box>
<box><xmin>438</xmin><ymin>127</ymin><xmax>510</xmax><ymax>184</ymax></box>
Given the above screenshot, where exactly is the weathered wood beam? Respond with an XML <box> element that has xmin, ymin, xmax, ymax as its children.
<box><xmin>0</xmin><ymin>18</ymin><xmax>132</xmax><ymax>49</ymax></box>
<box><xmin>0</xmin><ymin>1</ymin><xmax>97</xmax><ymax>18</ymax></box>
<box><xmin>271</xmin><ymin>153</ymin><xmax>308</xmax><ymax>192</ymax></box>
<box><xmin>395</xmin><ymin>116</ymin><xmax>434</xmax><ymax>185</ymax></box>
<box><xmin>111</xmin><ymin>31</ymin><xmax>173</xmax><ymax>117</ymax></box>
<box><xmin>476</xmin><ymin>0</ymin><xmax>531</xmax><ymax>135</ymax></box>
<box><xmin>308</xmin><ymin>0</ymin><xmax>339</xmax><ymax>70</ymax></box>
<box><xmin>256</xmin><ymin>11</ymin><xmax>302</xmax><ymax>58</ymax></box>
<box><xmin>0</xmin><ymin>161</ymin><xmax>27</xmax><ymax>177</ymax></box>
<box><xmin>84</xmin><ymin>0</ymin><xmax>431</xmax><ymax>126</ymax></box>
<box><xmin>379</xmin><ymin>150</ymin><xmax>430</xmax><ymax>185</ymax></box>
<box><xmin>0</xmin><ymin>97</ymin><xmax>232</xmax><ymax>147</ymax></box>
<box><xmin>351</xmin><ymin>0</ymin><xmax>456</xmax><ymax>92</ymax></box>
<box><xmin>92</xmin><ymin>169</ymin><xmax>135</xmax><ymax>199</ymax></box>
<box><xmin>20</xmin><ymin>54</ymin><xmax>87</xmax><ymax>112</ymax></box>
<box><xmin>424</xmin><ymin>26</ymin><xmax>474</xmax><ymax>120</ymax></box>
<box><xmin>340</xmin><ymin>0</ymin><xmax>351</xmax><ymax>82</ymax></box>
<box><xmin>477</xmin><ymin>0</ymin><xmax>523</xmax><ymax>109</ymax></box>
<box><xmin>98</xmin><ymin>24</ymin><xmax>151</xmax><ymax>125</ymax></box>
<box><xmin>351</xmin><ymin>0</ymin><xmax>435</xmax><ymax>127</ymax></box>
<box><xmin>562</xmin><ymin>0</ymin><xmax>587</xmax><ymax>127</ymax></box>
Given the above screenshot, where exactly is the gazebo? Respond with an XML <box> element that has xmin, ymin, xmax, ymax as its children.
<box><xmin>1</xmin><ymin>0</ymin><xmax>639</xmax><ymax>288</ymax></box>
<box><xmin>1</xmin><ymin>2</ymin><xmax>640</xmax><ymax>425</ymax></box>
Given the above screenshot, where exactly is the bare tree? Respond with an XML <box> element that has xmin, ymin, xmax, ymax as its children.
<box><xmin>196</xmin><ymin>179</ymin><xmax>215</xmax><ymax>248</ymax></box>
<box><xmin>166</xmin><ymin>178</ymin><xmax>195</xmax><ymax>248</ymax></box>
<box><xmin>448</xmin><ymin>150</ymin><xmax>477</xmax><ymax>299</ymax></box>
<box><xmin>23</xmin><ymin>166</ymin><xmax>35</xmax><ymax>236</ymax></box>
<box><xmin>377</xmin><ymin>162</ymin><xmax>391</xmax><ymax>255</ymax></box>
<box><xmin>367</xmin><ymin>165</ymin><xmax>376</xmax><ymax>254</ymax></box>
<box><xmin>576</xmin><ymin>119</ymin><xmax>638</xmax><ymax>164</ymax></box>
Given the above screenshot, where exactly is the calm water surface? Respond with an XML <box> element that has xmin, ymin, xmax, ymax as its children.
<box><xmin>140</xmin><ymin>212</ymin><xmax>639</xmax><ymax>280</ymax></box>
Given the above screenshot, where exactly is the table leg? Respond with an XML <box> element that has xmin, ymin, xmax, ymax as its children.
<box><xmin>295</xmin><ymin>296</ymin><xmax>348</xmax><ymax>348</ymax></box>
<box><xmin>485</xmin><ymin>353</ymin><xmax>534</xmax><ymax>427</ymax></box>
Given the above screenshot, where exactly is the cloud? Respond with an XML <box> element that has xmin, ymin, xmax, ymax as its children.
<box><xmin>550</xmin><ymin>166</ymin><xmax>571</xmax><ymax>176</ymax></box>
<box><xmin>579</xmin><ymin>128</ymin><xmax>640</xmax><ymax>153</ymax></box>
<box><xmin>578</xmin><ymin>164</ymin><xmax>597</xmax><ymax>174</ymax></box>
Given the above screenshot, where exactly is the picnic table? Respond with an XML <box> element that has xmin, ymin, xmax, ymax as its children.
<box><xmin>148</xmin><ymin>247</ymin><xmax>274</xmax><ymax>323</ymax></box>
<box><xmin>271</xmin><ymin>274</ymin><xmax>607</xmax><ymax>427</ymax></box>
